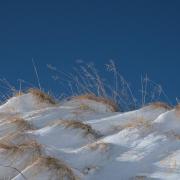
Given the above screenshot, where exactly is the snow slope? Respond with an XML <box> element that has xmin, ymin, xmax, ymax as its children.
<box><xmin>0</xmin><ymin>91</ymin><xmax>179</xmax><ymax>180</ymax></box>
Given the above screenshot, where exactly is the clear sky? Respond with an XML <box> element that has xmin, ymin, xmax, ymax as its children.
<box><xmin>0</xmin><ymin>1</ymin><xmax>180</xmax><ymax>103</ymax></box>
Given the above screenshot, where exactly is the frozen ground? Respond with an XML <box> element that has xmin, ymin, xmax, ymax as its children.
<box><xmin>0</xmin><ymin>90</ymin><xmax>179</xmax><ymax>180</ymax></box>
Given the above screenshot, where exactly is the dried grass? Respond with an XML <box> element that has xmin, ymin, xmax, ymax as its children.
<box><xmin>113</xmin><ymin>117</ymin><xmax>152</xmax><ymax>132</ymax></box>
<box><xmin>0</xmin><ymin>140</ymin><xmax>42</xmax><ymax>169</ymax></box>
<box><xmin>175</xmin><ymin>104</ymin><xmax>180</xmax><ymax>117</ymax></box>
<box><xmin>0</xmin><ymin>139</ymin><xmax>79</xmax><ymax>180</ymax></box>
<box><xmin>73</xmin><ymin>94</ymin><xmax>119</xmax><ymax>112</ymax></box>
<box><xmin>148</xmin><ymin>102</ymin><xmax>171</xmax><ymax>110</ymax></box>
<box><xmin>7</xmin><ymin>116</ymin><xmax>35</xmax><ymax>131</ymax></box>
<box><xmin>14</xmin><ymin>91</ymin><xmax>24</xmax><ymax>97</ymax></box>
<box><xmin>28</xmin><ymin>88</ymin><xmax>56</xmax><ymax>105</ymax></box>
<box><xmin>0</xmin><ymin>132</ymin><xmax>33</xmax><ymax>145</ymax></box>
<box><xmin>0</xmin><ymin>141</ymin><xmax>42</xmax><ymax>179</ymax></box>
<box><xmin>0</xmin><ymin>113</ymin><xmax>20</xmax><ymax>124</ymax></box>
<box><xmin>0</xmin><ymin>140</ymin><xmax>42</xmax><ymax>155</ymax></box>
<box><xmin>86</xmin><ymin>141</ymin><xmax>109</xmax><ymax>152</ymax></box>
<box><xmin>0</xmin><ymin>117</ymin><xmax>35</xmax><ymax>141</ymax></box>
<box><xmin>53</xmin><ymin>120</ymin><xmax>100</xmax><ymax>138</ymax></box>
<box><xmin>175</xmin><ymin>104</ymin><xmax>180</xmax><ymax>110</ymax></box>
<box><xmin>34</xmin><ymin>156</ymin><xmax>79</xmax><ymax>180</ymax></box>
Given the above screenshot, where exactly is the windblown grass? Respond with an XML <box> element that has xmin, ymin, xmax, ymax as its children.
<box><xmin>47</xmin><ymin>61</ymin><xmax>173</xmax><ymax>111</ymax></box>
<box><xmin>73</xmin><ymin>94</ymin><xmax>119</xmax><ymax>112</ymax></box>
<box><xmin>0</xmin><ymin>132</ymin><xmax>33</xmax><ymax>146</ymax></box>
<box><xmin>31</xmin><ymin>156</ymin><xmax>79</xmax><ymax>180</ymax></box>
<box><xmin>7</xmin><ymin>117</ymin><xmax>35</xmax><ymax>131</ymax></box>
<box><xmin>174</xmin><ymin>104</ymin><xmax>180</xmax><ymax>117</ymax></box>
<box><xmin>112</xmin><ymin>117</ymin><xmax>152</xmax><ymax>133</ymax></box>
<box><xmin>0</xmin><ymin>117</ymin><xmax>35</xmax><ymax>140</ymax></box>
<box><xmin>0</xmin><ymin>113</ymin><xmax>20</xmax><ymax>124</ymax></box>
<box><xmin>0</xmin><ymin>141</ymin><xmax>79</xmax><ymax>180</ymax></box>
<box><xmin>124</xmin><ymin>117</ymin><xmax>152</xmax><ymax>129</ymax></box>
<box><xmin>0</xmin><ymin>140</ymin><xmax>42</xmax><ymax>155</ymax></box>
<box><xmin>148</xmin><ymin>102</ymin><xmax>172</xmax><ymax>110</ymax></box>
<box><xmin>0</xmin><ymin>141</ymin><xmax>42</xmax><ymax>179</ymax></box>
<box><xmin>28</xmin><ymin>88</ymin><xmax>56</xmax><ymax>105</ymax></box>
<box><xmin>53</xmin><ymin>120</ymin><xmax>101</xmax><ymax>138</ymax></box>
<box><xmin>175</xmin><ymin>104</ymin><xmax>180</xmax><ymax>112</ymax></box>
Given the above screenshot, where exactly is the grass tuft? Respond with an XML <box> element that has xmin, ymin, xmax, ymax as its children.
<box><xmin>0</xmin><ymin>140</ymin><xmax>42</xmax><ymax>155</ymax></box>
<box><xmin>148</xmin><ymin>102</ymin><xmax>172</xmax><ymax>110</ymax></box>
<box><xmin>0</xmin><ymin>132</ymin><xmax>32</xmax><ymax>145</ymax></box>
<box><xmin>73</xmin><ymin>94</ymin><xmax>119</xmax><ymax>112</ymax></box>
<box><xmin>174</xmin><ymin>104</ymin><xmax>180</xmax><ymax>117</ymax></box>
<box><xmin>28</xmin><ymin>88</ymin><xmax>56</xmax><ymax>105</ymax></box>
<box><xmin>53</xmin><ymin>120</ymin><xmax>101</xmax><ymax>138</ymax></box>
<box><xmin>113</xmin><ymin>117</ymin><xmax>152</xmax><ymax>132</ymax></box>
<box><xmin>35</xmin><ymin>156</ymin><xmax>79</xmax><ymax>180</ymax></box>
<box><xmin>8</xmin><ymin>117</ymin><xmax>35</xmax><ymax>131</ymax></box>
<box><xmin>175</xmin><ymin>104</ymin><xmax>180</xmax><ymax>111</ymax></box>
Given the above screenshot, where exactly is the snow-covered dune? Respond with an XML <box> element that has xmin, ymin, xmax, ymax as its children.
<box><xmin>0</xmin><ymin>90</ymin><xmax>179</xmax><ymax>180</ymax></box>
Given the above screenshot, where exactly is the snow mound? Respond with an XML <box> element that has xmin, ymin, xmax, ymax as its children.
<box><xmin>65</xmin><ymin>94</ymin><xmax>119</xmax><ymax>113</ymax></box>
<box><xmin>0</xmin><ymin>89</ymin><xmax>56</xmax><ymax>114</ymax></box>
<box><xmin>0</xmin><ymin>91</ymin><xmax>179</xmax><ymax>180</ymax></box>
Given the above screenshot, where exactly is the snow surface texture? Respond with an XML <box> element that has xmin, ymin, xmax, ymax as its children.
<box><xmin>0</xmin><ymin>92</ymin><xmax>179</xmax><ymax>180</ymax></box>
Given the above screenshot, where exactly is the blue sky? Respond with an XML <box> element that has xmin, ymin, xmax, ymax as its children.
<box><xmin>0</xmin><ymin>1</ymin><xmax>180</xmax><ymax>104</ymax></box>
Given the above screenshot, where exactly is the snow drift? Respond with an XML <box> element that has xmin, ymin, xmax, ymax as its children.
<box><xmin>0</xmin><ymin>89</ymin><xmax>179</xmax><ymax>180</ymax></box>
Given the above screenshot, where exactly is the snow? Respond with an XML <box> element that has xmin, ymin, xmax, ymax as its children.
<box><xmin>0</xmin><ymin>92</ymin><xmax>180</xmax><ymax>179</ymax></box>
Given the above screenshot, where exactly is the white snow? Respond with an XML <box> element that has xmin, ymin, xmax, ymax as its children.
<box><xmin>0</xmin><ymin>92</ymin><xmax>179</xmax><ymax>179</ymax></box>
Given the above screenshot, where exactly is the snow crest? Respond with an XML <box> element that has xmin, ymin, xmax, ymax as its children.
<box><xmin>0</xmin><ymin>93</ymin><xmax>179</xmax><ymax>180</ymax></box>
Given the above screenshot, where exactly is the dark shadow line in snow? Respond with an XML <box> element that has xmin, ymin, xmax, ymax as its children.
<box><xmin>0</xmin><ymin>164</ymin><xmax>28</xmax><ymax>180</ymax></box>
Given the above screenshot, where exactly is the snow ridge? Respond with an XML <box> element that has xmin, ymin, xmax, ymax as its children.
<box><xmin>0</xmin><ymin>91</ymin><xmax>179</xmax><ymax>180</ymax></box>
